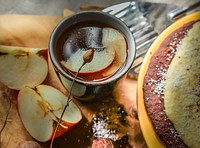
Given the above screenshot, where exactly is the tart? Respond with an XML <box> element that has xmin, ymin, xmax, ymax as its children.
<box><xmin>137</xmin><ymin>11</ymin><xmax>200</xmax><ymax>147</ymax></box>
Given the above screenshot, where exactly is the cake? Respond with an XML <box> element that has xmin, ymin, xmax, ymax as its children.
<box><xmin>143</xmin><ymin>20</ymin><xmax>200</xmax><ymax>147</ymax></box>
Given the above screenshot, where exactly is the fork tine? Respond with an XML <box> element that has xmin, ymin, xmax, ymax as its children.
<box><xmin>127</xmin><ymin>15</ymin><xmax>146</xmax><ymax>27</ymax></box>
<box><xmin>103</xmin><ymin>2</ymin><xmax>134</xmax><ymax>15</ymax></box>
<box><xmin>136</xmin><ymin>31</ymin><xmax>158</xmax><ymax>45</ymax></box>
<box><xmin>130</xmin><ymin>21</ymin><xmax>148</xmax><ymax>32</ymax></box>
<box><xmin>135</xmin><ymin>49</ymin><xmax>148</xmax><ymax>60</ymax></box>
<box><xmin>120</xmin><ymin>6</ymin><xmax>138</xmax><ymax>21</ymax></box>
<box><xmin>129</xmin><ymin>62</ymin><xmax>142</xmax><ymax>75</ymax></box>
<box><xmin>115</xmin><ymin>6</ymin><xmax>136</xmax><ymax>18</ymax></box>
<box><xmin>133</xmin><ymin>25</ymin><xmax>153</xmax><ymax>38</ymax></box>
<box><xmin>114</xmin><ymin>2</ymin><xmax>137</xmax><ymax>18</ymax></box>
<box><xmin>136</xmin><ymin>36</ymin><xmax>157</xmax><ymax>51</ymax></box>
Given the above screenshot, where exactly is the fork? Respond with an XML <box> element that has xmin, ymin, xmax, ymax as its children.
<box><xmin>103</xmin><ymin>1</ymin><xmax>200</xmax><ymax>76</ymax></box>
<box><xmin>103</xmin><ymin>1</ymin><xmax>158</xmax><ymax>76</ymax></box>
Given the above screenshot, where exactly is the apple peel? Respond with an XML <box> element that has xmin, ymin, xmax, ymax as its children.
<box><xmin>18</xmin><ymin>85</ymin><xmax>82</xmax><ymax>142</ymax></box>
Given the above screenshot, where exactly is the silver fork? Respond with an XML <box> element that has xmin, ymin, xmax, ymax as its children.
<box><xmin>103</xmin><ymin>1</ymin><xmax>200</xmax><ymax>76</ymax></box>
<box><xmin>103</xmin><ymin>1</ymin><xmax>158</xmax><ymax>75</ymax></box>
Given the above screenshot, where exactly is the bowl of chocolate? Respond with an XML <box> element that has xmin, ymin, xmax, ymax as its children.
<box><xmin>49</xmin><ymin>11</ymin><xmax>135</xmax><ymax>101</ymax></box>
<box><xmin>137</xmin><ymin>11</ymin><xmax>200</xmax><ymax>147</ymax></box>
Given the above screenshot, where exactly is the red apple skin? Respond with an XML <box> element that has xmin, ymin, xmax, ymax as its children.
<box><xmin>50</xmin><ymin>121</ymin><xmax>77</xmax><ymax>140</ymax></box>
<box><xmin>61</xmin><ymin>49</ymin><xmax>116</xmax><ymax>76</ymax></box>
<box><xmin>66</xmin><ymin>56</ymin><xmax>120</xmax><ymax>81</ymax></box>
<box><xmin>17</xmin><ymin>99</ymin><xmax>80</xmax><ymax>142</ymax></box>
<box><xmin>49</xmin><ymin>106</ymin><xmax>82</xmax><ymax>140</ymax></box>
<box><xmin>36</xmin><ymin>48</ymin><xmax>48</xmax><ymax>62</ymax></box>
<box><xmin>64</xmin><ymin>58</ymin><xmax>114</xmax><ymax>75</ymax></box>
<box><xmin>62</xmin><ymin>50</ymin><xmax>118</xmax><ymax>81</ymax></box>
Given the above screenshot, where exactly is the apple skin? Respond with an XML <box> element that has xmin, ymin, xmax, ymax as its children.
<box><xmin>36</xmin><ymin>49</ymin><xmax>48</xmax><ymax>61</ymax></box>
<box><xmin>50</xmin><ymin>121</ymin><xmax>75</xmax><ymax>139</ymax></box>
<box><xmin>17</xmin><ymin>85</ymin><xmax>82</xmax><ymax>142</ymax></box>
<box><xmin>0</xmin><ymin>45</ymin><xmax>48</xmax><ymax>90</ymax></box>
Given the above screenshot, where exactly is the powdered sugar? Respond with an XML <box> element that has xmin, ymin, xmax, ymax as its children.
<box><xmin>92</xmin><ymin>115</ymin><xmax>118</xmax><ymax>141</ymax></box>
<box><xmin>147</xmin><ymin>30</ymin><xmax>187</xmax><ymax>95</ymax></box>
<box><xmin>148</xmin><ymin>66</ymin><xmax>167</xmax><ymax>95</ymax></box>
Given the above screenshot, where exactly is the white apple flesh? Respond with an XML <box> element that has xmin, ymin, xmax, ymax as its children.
<box><xmin>61</xmin><ymin>28</ymin><xmax>127</xmax><ymax>76</ymax></box>
<box><xmin>0</xmin><ymin>45</ymin><xmax>48</xmax><ymax>90</ymax></box>
<box><xmin>61</xmin><ymin>46</ymin><xmax>115</xmax><ymax>74</ymax></box>
<box><xmin>18</xmin><ymin>85</ymin><xmax>82</xmax><ymax>142</ymax></box>
<box><xmin>102</xmin><ymin>28</ymin><xmax>127</xmax><ymax>77</ymax></box>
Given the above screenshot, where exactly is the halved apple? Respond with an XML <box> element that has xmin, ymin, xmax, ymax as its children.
<box><xmin>17</xmin><ymin>84</ymin><xmax>82</xmax><ymax>142</ymax></box>
<box><xmin>0</xmin><ymin>45</ymin><xmax>48</xmax><ymax>90</ymax></box>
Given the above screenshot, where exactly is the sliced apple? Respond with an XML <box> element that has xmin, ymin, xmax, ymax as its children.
<box><xmin>102</xmin><ymin>28</ymin><xmax>127</xmax><ymax>77</ymax></box>
<box><xmin>61</xmin><ymin>47</ymin><xmax>115</xmax><ymax>74</ymax></box>
<box><xmin>18</xmin><ymin>84</ymin><xmax>82</xmax><ymax>142</ymax></box>
<box><xmin>61</xmin><ymin>28</ymin><xmax>127</xmax><ymax>76</ymax></box>
<box><xmin>0</xmin><ymin>45</ymin><xmax>48</xmax><ymax>90</ymax></box>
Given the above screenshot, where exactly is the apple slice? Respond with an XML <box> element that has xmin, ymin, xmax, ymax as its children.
<box><xmin>18</xmin><ymin>84</ymin><xmax>82</xmax><ymax>142</ymax></box>
<box><xmin>61</xmin><ymin>28</ymin><xmax>126</xmax><ymax>77</ymax></box>
<box><xmin>61</xmin><ymin>28</ymin><xmax>126</xmax><ymax>80</ymax></box>
<box><xmin>102</xmin><ymin>28</ymin><xmax>127</xmax><ymax>77</ymax></box>
<box><xmin>61</xmin><ymin>47</ymin><xmax>115</xmax><ymax>74</ymax></box>
<box><xmin>0</xmin><ymin>45</ymin><xmax>48</xmax><ymax>90</ymax></box>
